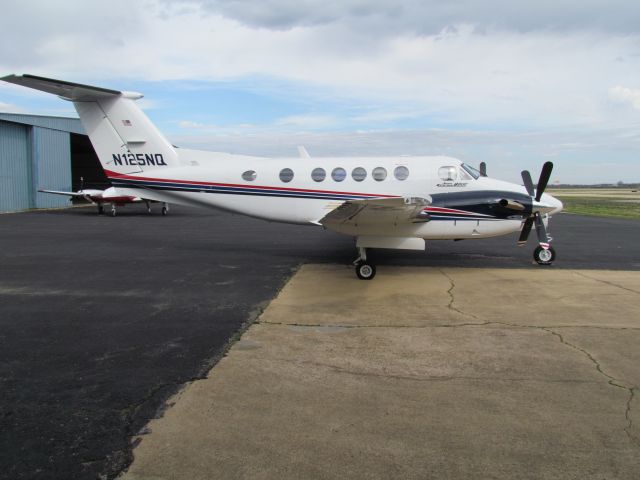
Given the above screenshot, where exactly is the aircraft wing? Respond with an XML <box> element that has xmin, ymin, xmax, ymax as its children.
<box><xmin>319</xmin><ymin>196</ymin><xmax>432</xmax><ymax>228</ymax></box>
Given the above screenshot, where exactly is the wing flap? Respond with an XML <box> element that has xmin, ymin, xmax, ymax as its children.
<box><xmin>320</xmin><ymin>196</ymin><xmax>432</xmax><ymax>228</ymax></box>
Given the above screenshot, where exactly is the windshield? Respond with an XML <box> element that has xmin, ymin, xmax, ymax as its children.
<box><xmin>461</xmin><ymin>163</ymin><xmax>481</xmax><ymax>179</ymax></box>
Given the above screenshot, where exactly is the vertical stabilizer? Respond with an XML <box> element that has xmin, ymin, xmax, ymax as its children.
<box><xmin>1</xmin><ymin>74</ymin><xmax>178</xmax><ymax>175</ymax></box>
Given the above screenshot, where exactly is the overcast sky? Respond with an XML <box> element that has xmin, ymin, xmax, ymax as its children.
<box><xmin>1</xmin><ymin>0</ymin><xmax>639</xmax><ymax>183</ymax></box>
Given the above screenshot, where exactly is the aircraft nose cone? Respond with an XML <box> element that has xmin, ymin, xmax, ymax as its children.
<box><xmin>542</xmin><ymin>193</ymin><xmax>563</xmax><ymax>214</ymax></box>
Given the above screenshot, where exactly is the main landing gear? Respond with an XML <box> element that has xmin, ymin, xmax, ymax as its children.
<box><xmin>353</xmin><ymin>247</ymin><xmax>376</xmax><ymax>280</ymax></box>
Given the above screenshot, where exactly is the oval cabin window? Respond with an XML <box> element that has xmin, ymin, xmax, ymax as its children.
<box><xmin>279</xmin><ymin>168</ymin><xmax>294</xmax><ymax>183</ymax></box>
<box><xmin>394</xmin><ymin>166</ymin><xmax>409</xmax><ymax>181</ymax></box>
<box><xmin>332</xmin><ymin>167</ymin><xmax>346</xmax><ymax>182</ymax></box>
<box><xmin>372</xmin><ymin>167</ymin><xmax>387</xmax><ymax>181</ymax></box>
<box><xmin>311</xmin><ymin>168</ymin><xmax>326</xmax><ymax>182</ymax></box>
<box><xmin>352</xmin><ymin>167</ymin><xmax>367</xmax><ymax>182</ymax></box>
<box><xmin>242</xmin><ymin>170</ymin><xmax>257</xmax><ymax>181</ymax></box>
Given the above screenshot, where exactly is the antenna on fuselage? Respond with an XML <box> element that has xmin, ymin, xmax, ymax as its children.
<box><xmin>479</xmin><ymin>162</ymin><xmax>487</xmax><ymax>177</ymax></box>
<box><xmin>297</xmin><ymin>146</ymin><xmax>311</xmax><ymax>159</ymax></box>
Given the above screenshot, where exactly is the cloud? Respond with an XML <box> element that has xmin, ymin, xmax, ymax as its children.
<box><xmin>275</xmin><ymin>114</ymin><xmax>338</xmax><ymax>130</ymax></box>
<box><xmin>4</xmin><ymin>2</ymin><xmax>637</xmax><ymax>131</ymax></box>
<box><xmin>609</xmin><ymin>86</ymin><xmax>640</xmax><ymax>110</ymax></box>
<box><xmin>163</xmin><ymin>0</ymin><xmax>640</xmax><ymax>34</ymax></box>
<box><xmin>2</xmin><ymin>0</ymin><xmax>640</xmax><ymax>183</ymax></box>
<box><xmin>0</xmin><ymin>102</ymin><xmax>24</xmax><ymax>113</ymax></box>
<box><xmin>179</xmin><ymin>120</ymin><xmax>219</xmax><ymax>130</ymax></box>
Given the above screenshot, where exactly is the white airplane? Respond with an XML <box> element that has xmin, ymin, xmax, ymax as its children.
<box><xmin>39</xmin><ymin>182</ymin><xmax>169</xmax><ymax>216</ymax></box>
<box><xmin>2</xmin><ymin>74</ymin><xmax>563</xmax><ymax>279</ymax></box>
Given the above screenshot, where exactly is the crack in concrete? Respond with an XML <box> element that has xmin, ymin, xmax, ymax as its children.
<box><xmin>257</xmin><ymin>318</ymin><xmax>639</xmax><ymax>450</ymax></box>
<box><xmin>439</xmin><ymin>269</ymin><xmax>481</xmax><ymax>321</ymax></box>
<box><xmin>254</xmin><ymin>267</ymin><xmax>640</xmax><ymax>450</ymax></box>
<box><xmin>573</xmin><ymin>271</ymin><xmax>640</xmax><ymax>295</ymax></box>
<box><xmin>281</xmin><ymin>358</ymin><xmax>601</xmax><ymax>385</ymax></box>
<box><xmin>625</xmin><ymin>388</ymin><xmax>639</xmax><ymax>448</ymax></box>
<box><xmin>258</xmin><ymin>320</ymin><xmax>640</xmax><ymax>331</ymax></box>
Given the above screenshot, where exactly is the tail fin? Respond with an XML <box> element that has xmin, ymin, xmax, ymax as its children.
<box><xmin>1</xmin><ymin>74</ymin><xmax>178</xmax><ymax>175</ymax></box>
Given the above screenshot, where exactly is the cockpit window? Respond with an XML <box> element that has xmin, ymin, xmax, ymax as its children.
<box><xmin>438</xmin><ymin>166</ymin><xmax>457</xmax><ymax>181</ymax></box>
<box><xmin>461</xmin><ymin>163</ymin><xmax>480</xmax><ymax>179</ymax></box>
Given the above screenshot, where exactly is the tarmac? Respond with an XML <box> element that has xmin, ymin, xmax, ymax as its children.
<box><xmin>122</xmin><ymin>265</ymin><xmax>640</xmax><ymax>480</ymax></box>
<box><xmin>1</xmin><ymin>207</ymin><xmax>639</xmax><ymax>479</ymax></box>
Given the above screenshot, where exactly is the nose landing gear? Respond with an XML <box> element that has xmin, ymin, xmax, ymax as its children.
<box><xmin>534</xmin><ymin>245</ymin><xmax>556</xmax><ymax>265</ymax></box>
<box><xmin>353</xmin><ymin>247</ymin><xmax>376</xmax><ymax>280</ymax></box>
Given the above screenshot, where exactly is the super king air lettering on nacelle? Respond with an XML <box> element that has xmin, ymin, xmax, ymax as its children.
<box><xmin>112</xmin><ymin>153</ymin><xmax>167</xmax><ymax>167</ymax></box>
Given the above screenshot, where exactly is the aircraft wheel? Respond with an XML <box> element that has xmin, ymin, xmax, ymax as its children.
<box><xmin>534</xmin><ymin>245</ymin><xmax>555</xmax><ymax>265</ymax></box>
<box><xmin>110</xmin><ymin>208</ymin><xmax>117</xmax><ymax>217</ymax></box>
<box><xmin>161</xmin><ymin>206</ymin><xmax>168</xmax><ymax>216</ymax></box>
<box><xmin>355</xmin><ymin>262</ymin><xmax>376</xmax><ymax>280</ymax></box>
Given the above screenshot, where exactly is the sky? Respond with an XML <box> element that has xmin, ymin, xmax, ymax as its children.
<box><xmin>1</xmin><ymin>0</ymin><xmax>639</xmax><ymax>184</ymax></box>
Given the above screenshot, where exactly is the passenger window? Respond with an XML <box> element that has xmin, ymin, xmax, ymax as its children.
<box><xmin>438</xmin><ymin>166</ymin><xmax>457</xmax><ymax>181</ymax></box>
<box><xmin>332</xmin><ymin>167</ymin><xmax>346</xmax><ymax>182</ymax></box>
<box><xmin>311</xmin><ymin>167</ymin><xmax>326</xmax><ymax>182</ymax></box>
<box><xmin>279</xmin><ymin>168</ymin><xmax>294</xmax><ymax>183</ymax></box>
<box><xmin>242</xmin><ymin>170</ymin><xmax>257</xmax><ymax>181</ymax></box>
<box><xmin>352</xmin><ymin>167</ymin><xmax>367</xmax><ymax>182</ymax></box>
<box><xmin>394</xmin><ymin>166</ymin><xmax>409</xmax><ymax>181</ymax></box>
<box><xmin>372</xmin><ymin>167</ymin><xmax>387</xmax><ymax>181</ymax></box>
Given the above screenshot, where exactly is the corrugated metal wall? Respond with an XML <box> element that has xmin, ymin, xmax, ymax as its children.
<box><xmin>0</xmin><ymin>121</ymin><xmax>31</xmax><ymax>212</ymax></box>
<box><xmin>33</xmin><ymin>127</ymin><xmax>72</xmax><ymax>209</ymax></box>
<box><xmin>0</xmin><ymin>114</ymin><xmax>83</xmax><ymax>212</ymax></box>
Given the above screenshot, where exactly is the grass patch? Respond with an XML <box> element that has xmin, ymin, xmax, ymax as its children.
<box><xmin>555</xmin><ymin>196</ymin><xmax>640</xmax><ymax>220</ymax></box>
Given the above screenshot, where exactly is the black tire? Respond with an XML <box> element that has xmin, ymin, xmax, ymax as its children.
<box><xmin>534</xmin><ymin>245</ymin><xmax>556</xmax><ymax>265</ymax></box>
<box><xmin>355</xmin><ymin>262</ymin><xmax>376</xmax><ymax>280</ymax></box>
<box><xmin>161</xmin><ymin>206</ymin><xmax>168</xmax><ymax>216</ymax></box>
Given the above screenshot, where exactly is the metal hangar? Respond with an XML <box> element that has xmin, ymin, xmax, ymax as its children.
<box><xmin>0</xmin><ymin>112</ymin><xmax>105</xmax><ymax>213</ymax></box>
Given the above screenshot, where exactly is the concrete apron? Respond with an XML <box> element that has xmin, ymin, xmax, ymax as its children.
<box><xmin>122</xmin><ymin>265</ymin><xmax>640</xmax><ymax>480</ymax></box>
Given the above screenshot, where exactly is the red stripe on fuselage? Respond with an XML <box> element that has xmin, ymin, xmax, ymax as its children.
<box><xmin>104</xmin><ymin>169</ymin><xmax>399</xmax><ymax>199</ymax></box>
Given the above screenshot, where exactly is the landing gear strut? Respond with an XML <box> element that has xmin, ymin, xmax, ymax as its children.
<box><xmin>161</xmin><ymin>203</ymin><xmax>169</xmax><ymax>216</ymax></box>
<box><xmin>353</xmin><ymin>247</ymin><xmax>376</xmax><ymax>280</ymax></box>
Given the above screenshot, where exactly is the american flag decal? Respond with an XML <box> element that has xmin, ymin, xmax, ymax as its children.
<box><xmin>122</xmin><ymin>119</ymin><xmax>132</xmax><ymax>126</ymax></box>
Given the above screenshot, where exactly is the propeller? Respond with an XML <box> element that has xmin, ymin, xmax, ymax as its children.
<box><xmin>518</xmin><ymin>161</ymin><xmax>553</xmax><ymax>248</ymax></box>
<box><xmin>479</xmin><ymin>162</ymin><xmax>487</xmax><ymax>177</ymax></box>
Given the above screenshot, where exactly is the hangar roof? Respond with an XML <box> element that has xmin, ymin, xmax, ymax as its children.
<box><xmin>0</xmin><ymin>112</ymin><xmax>85</xmax><ymax>135</ymax></box>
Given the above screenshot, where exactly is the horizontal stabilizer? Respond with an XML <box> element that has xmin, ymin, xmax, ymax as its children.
<box><xmin>38</xmin><ymin>189</ymin><xmax>84</xmax><ymax>197</ymax></box>
<box><xmin>1</xmin><ymin>74</ymin><xmax>121</xmax><ymax>101</ymax></box>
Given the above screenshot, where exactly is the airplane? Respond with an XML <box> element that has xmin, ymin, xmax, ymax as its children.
<box><xmin>39</xmin><ymin>180</ymin><xmax>170</xmax><ymax>217</ymax></box>
<box><xmin>2</xmin><ymin>74</ymin><xmax>563</xmax><ymax>280</ymax></box>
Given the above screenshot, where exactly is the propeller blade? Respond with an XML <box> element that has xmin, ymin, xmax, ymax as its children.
<box><xmin>518</xmin><ymin>217</ymin><xmax>534</xmax><ymax>246</ymax></box>
<box><xmin>521</xmin><ymin>170</ymin><xmax>535</xmax><ymax>197</ymax></box>
<box><xmin>534</xmin><ymin>212</ymin><xmax>549</xmax><ymax>246</ymax></box>
<box><xmin>535</xmin><ymin>161</ymin><xmax>553</xmax><ymax>201</ymax></box>
<box><xmin>479</xmin><ymin>162</ymin><xmax>487</xmax><ymax>177</ymax></box>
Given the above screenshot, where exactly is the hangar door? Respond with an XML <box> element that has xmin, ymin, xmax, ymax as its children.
<box><xmin>0</xmin><ymin>121</ymin><xmax>31</xmax><ymax>212</ymax></box>
<box><xmin>70</xmin><ymin>133</ymin><xmax>108</xmax><ymax>191</ymax></box>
